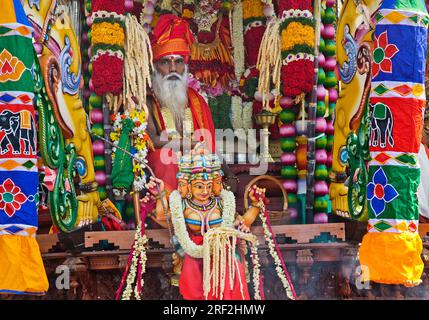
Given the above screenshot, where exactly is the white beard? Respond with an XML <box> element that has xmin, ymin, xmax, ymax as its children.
<box><xmin>152</xmin><ymin>68</ymin><xmax>189</xmax><ymax>133</ymax></box>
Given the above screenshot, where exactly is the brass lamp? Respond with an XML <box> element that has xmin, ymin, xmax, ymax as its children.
<box><xmin>255</xmin><ymin>110</ymin><xmax>277</xmax><ymax>162</ymax></box>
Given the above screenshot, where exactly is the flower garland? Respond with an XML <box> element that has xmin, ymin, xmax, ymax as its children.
<box><xmin>90</xmin><ymin>0</ymin><xmax>125</xmax><ymax>96</ymax></box>
<box><xmin>257</xmin><ymin>16</ymin><xmax>282</xmax><ymax>109</ymax></box>
<box><xmin>119</xmin><ymin>222</ymin><xmax>149</xmax><ymax>300</ymax></box>
<box><xmin>124</xmin><ymin>13</ymin><xmax>153</xmax><ymax>110</ymax></box>
<box><xmin>202</xmin><ymin>227</ymin><xmax>259</xmax><ymax>300</ymax></box>
<box><xmin>258</xmin><ymin>199</ymin><xmax>297</xmax><ymax>300</ymax></box>
<box><xmin>170</xmin><ymin>189</ymin><xmax>235</xmax><ymax>258</ymax></box>
<box><xmin>250</xmin><ymin>240</ymin><xmax>262</xmax><ymax>300</ymax></box>
<box><xmin>231</xmin><ymin>1</ymin><xmax>245</xmax><ymax>130</ymax></box>
<box><xmin>279</xmin><ymin>0</ymin><xmax>315</xmax><ymax>98</ymax></box>
<box><xmin>110</xmin><ymin>110</ymin><xmax>151</xmax><ymax>192</ymax></box>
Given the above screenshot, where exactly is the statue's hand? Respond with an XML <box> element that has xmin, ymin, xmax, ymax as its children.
<box><xmin>145</xmin><ymin>176</ymin><xmax>165</xmax><ymax>196</ymax></box>
<box><xmin>76</xmin><ymin>190</ymin><xmax>101</xmax><ymax>227</ymax></box>
<box><xmin>140</xmin><ymin>193</ymin><xmax>155</xmax><ymax>204</ymax></box>
<box><xmin>234</xmin><ymin>218</ymin><xmax>251</xmax><ymax>233</ymax></box>
<box><xmin>328</xmin><ymin>182</ymin><xmax>350</xmax><ymax>218</ymax></box>
<box><xmin>248</xmin><ymin>184</ymin><xmax>267</xmax><ymax>205</ymax></box>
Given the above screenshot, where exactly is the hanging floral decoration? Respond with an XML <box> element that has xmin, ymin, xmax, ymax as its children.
<box><xmin>90</xmin><ymin>0</ymin><xmax>126</xmax><ymax>96</ymax></box>
<box><xmin>279</xmin><ymin>0</ymin><xmax>315</xmax><ymax>97</ymax></box>
<box><xmin>170</xmin><ymin>189</ymin><xmax>263</xmax><ymax>299</ymax></box>
<box><xmin>240</xmin><ymin>0</ymin><xmax>270</xmax><ymax>133</ymax></box>
<box><xmin>116</xmin><ymin>200</ymin><xmax>155</xmax><ymax>300</ymax></box>
<box><xmin>110</xmin><ymin>110</ymin><xmax>151</xmax><ymax>192</ymax></box>
<box><xmin>230</xmin><ymin>0</ymin><xmax>246</xmax><ymax>129</ymax></box>
<box><xmin>257</xmin><ymin>198</ymin><xmax>297</xmax><ymax>300</ymax></box>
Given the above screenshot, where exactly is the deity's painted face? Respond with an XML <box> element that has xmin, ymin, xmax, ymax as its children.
<box><xmin>178</xmin><ymin>178</ymin><xmax>189</xmax><ymax>198</ymax></box>
<box><xmin>189</xmin><ymin>179</ymin><xmax>213</xmax><ymax>203</ymax></box>
<box><xmin>155</xmin><ymin>55</ymin><xmax>187</xmax><ymax>79</ymax></box>
<box><xmin>212</xmin><ymin>175</ymin><xmax>223</xmax><ymax>196</ymax></box>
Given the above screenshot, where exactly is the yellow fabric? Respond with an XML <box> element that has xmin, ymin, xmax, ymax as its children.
<box><xmin>358</xmin><ymin>232</ymin><xmax>423</xmax><ymax>287</ymax></box>
<box><xmin>0</xmin><ymin>1</ymin><xmax>16</xmax><ymax>24</ymax></box>
<box><xmin>0</xmin><ymin>235</ymin><xmax>49</xmax><ymax>295</ymax></box>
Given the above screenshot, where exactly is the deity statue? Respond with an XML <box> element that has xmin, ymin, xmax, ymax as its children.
<box><xmin>143</xmin><ymin>146</ymin><xmax>266</xmax><ymax>300</ymax></box>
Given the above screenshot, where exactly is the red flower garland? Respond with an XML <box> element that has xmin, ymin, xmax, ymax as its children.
<box><xmin>282</xmin><ymin>59</ymin><xmax>313</xmax><ymax>97</ymax></box>
<box><xmin>92</xmin><ymin>0</ymin><xmax>125</xmax><ymax>14</ymax></box>
<box><xmin>279</xmin><ymin>0</ymin><xmax>313</xmax><ymax>12</ymax></box>
<box><xmin>92</xmin><ymin>55</ymin><xmax>124</xmax><ymax>96</ymax></box>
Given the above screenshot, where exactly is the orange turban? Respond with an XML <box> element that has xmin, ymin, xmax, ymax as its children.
<box><xmin>152</xmin><ymin>14</ymin><xmax>195</xmax><ymax>61</ymax></box>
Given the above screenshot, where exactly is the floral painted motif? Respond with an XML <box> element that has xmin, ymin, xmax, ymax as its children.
<box><xmin>372</xmin><ymin>31</ymin><xmax>399</xmax><ymax>78</ymax></box>
<box><xmin>0</xmin><ymin>178</ymin><xmax>27</xmax><ymax>217</ymax></box>
<box><xmin>0</xmin><ymin>49</ymin><xmax>26</xmax><ymax>83</ymax></box>
<box><xmin>367</xmin><ymin>167</ymin><xmax>398</xmax><ymax>216</ymax></box>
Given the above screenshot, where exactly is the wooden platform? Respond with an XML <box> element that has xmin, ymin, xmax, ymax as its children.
<box><xmin>37</xmin><ymin>222</ymin><xmax>345</xmax><ymax>253</ymax></box>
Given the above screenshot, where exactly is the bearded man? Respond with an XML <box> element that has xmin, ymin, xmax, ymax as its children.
<box><xmin>146</xmin><ymin>14</ymin><xmax>218</xmax><ymax>192</ymax></box>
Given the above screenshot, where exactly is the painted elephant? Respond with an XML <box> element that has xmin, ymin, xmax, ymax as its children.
<box><xmin>370</xmin><ymin>102</ymin><xmax>394</xmax><ymax>148</ymax></box>
<box><xmin>0</xmin><ymin>110</ymin><xmax>36</xmax><ymax>156</ymax></box>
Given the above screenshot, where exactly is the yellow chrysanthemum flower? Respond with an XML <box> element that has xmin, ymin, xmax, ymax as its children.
<box><xmin>281</xmin><ymin>22</ymin><xmax>315</xmax><ymax>51</ymax></box>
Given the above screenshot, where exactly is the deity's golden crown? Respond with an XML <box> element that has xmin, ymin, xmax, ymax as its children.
<box><xmin>177</xmin><ymin>146</ymin><xmax>223</xmax><ymax>181</ymax></box>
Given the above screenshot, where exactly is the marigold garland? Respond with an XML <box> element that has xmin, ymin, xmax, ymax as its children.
<box><xmin>91</xmin><ymin>22</ymin><xmax>125</xmax><ymax>46</ymax></box>
<box><xmin>91</xmin><ymin>0</ymin><xmax>125</xmax><ymax>96</ymax></box>
<box><xmin>279</xmin><ymin>0</ymin><xmax>315</xmax><ymax>97</ymax></box>
<box><xmin>243</xmin><ymin>0</ymin><xmax>265</xmax><ymax>21</ymax></box>
<box><xmin>280</xmin><ymin>22</ymin><xmax>315</xmax><ymax>51</ymax></box>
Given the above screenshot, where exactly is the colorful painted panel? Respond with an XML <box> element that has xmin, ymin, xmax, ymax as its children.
<box><xmin>359</xmin><ymin>0</ymin><xmax>428</xmax><ymax>286</ymax></box>
<box><xmin>0</xmin><ymin>0</ymin><xmax>48</xmax><ymax>295</ymax></box>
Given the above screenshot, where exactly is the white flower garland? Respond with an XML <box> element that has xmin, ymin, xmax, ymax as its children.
<box><xmin>250</xmin><ymin>240</ymin><xmax>261</xmax><ymax>300</ymax></box>
<box><xmin>170</xmin><ymin>189</ymin><xmax>236</xmax><ymax>258</ymax></box>
<box><xmin>170</xmin><ymin>188</ymin><xmax>265</xmax><ymax>300</ymax></box>
<box><xmin>231</xmin><ymin>1</ymin><xmax>245</xmax><ymax>130</ymax></box>
<box><xmin>121</xmin><ymin>222</ymin><xmax>148</xmax><ymax>300</ymax></box>
<box><xmin>258</xmin><ymin>201</ymin><xmax>295</xmax><ymax>300</ymax></box>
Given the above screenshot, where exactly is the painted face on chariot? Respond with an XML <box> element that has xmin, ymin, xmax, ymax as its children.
<box><xmin>178</xmin><ymin>178</ymin><xmax>189</xmax><ymax>198</ymax></box>
<box><xmin>155</xmin><ymin>54</ymin><xmax>187</xmax><ymax>79</ymax></box>
<box><xmin>189</xmin><ymin>178</ymin><xmax>214</xmax><ymax>203</ymax></box>
<box><xmin>212</xmin><ymin>174</ymin><xmax>223</xmax><ymax>196</ymax></box>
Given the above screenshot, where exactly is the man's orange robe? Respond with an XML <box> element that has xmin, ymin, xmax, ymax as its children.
<box><xmin>147</xmin><ymin>87</ymin><xmax>216</xmax><ymax>191</ymax></box>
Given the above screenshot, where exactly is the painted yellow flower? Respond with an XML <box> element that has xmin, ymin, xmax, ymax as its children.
<box><xmin>0</xmin><ymin>49</ymin><xmax>26</xmax><ymax>83</ymax></box>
